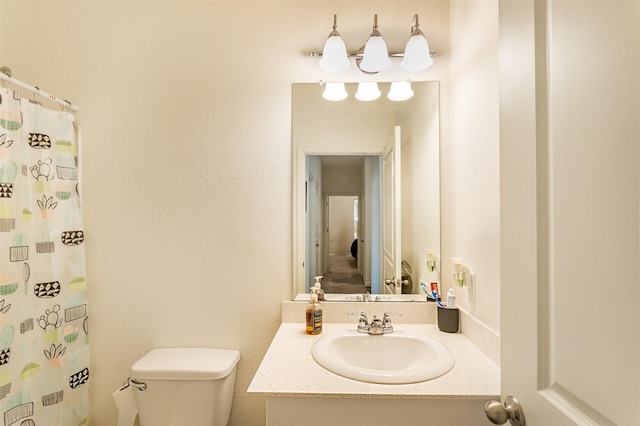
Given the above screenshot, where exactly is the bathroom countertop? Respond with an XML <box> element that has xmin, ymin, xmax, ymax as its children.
<box><xmin>247</xmin><ymin>322</ymin><xmax>499</xmax><ymax>399</ymax></box>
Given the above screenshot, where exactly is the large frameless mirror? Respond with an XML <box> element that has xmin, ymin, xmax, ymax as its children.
<box><xmin>292</xmin><ymin>81</ymin><xmax>440</xmax><ymax>301</ymax></box>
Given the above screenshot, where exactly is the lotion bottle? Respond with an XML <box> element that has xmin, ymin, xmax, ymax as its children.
<box><xmin>313</xmin><ymin>275</ymin><xmax>325</xmax><ymax>301</ymax></box>
<box><xmin>305</xmin><ymin>292</ymin><xmax>322</xmax><ymax>335</ymax></box>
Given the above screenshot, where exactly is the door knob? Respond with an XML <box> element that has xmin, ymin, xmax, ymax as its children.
<box><xmin>484</xmin><ymin>395</ymin><xmax>526</xmax><ymax>426</ymax></box>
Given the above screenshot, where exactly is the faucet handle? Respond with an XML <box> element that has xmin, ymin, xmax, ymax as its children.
<box><xmin>382</xmin><ymin>312</ymin><xmax>402</xmax><ymax>332</ymax></box>
<box><xmin>348</xmin><ymin>311</ymin><xmax>369</xmax><ymax>332</ymax></box>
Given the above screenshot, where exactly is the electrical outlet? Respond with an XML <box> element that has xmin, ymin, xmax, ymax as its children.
<box><xmin>467</xmin><ymin>272</ymin><xmax>476</xmax><ymax>302</ymax></box>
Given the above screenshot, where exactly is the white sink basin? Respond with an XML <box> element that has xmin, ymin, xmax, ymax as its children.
<box><xmin>311</xmin><ymin>329</ymin><xmax>455</xmax><ymax>384</ymax></box>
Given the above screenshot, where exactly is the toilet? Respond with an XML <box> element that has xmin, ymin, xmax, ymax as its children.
<box><xmin>129</xmin><ymin>347</ymin><xmax>240</xmax><ymax>425</ymax></box>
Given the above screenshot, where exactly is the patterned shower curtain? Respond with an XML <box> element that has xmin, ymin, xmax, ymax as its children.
<box><xmin>0</xmin><ymin>87</ymin><xmax>89</xmax><ymax>425</ymax></box>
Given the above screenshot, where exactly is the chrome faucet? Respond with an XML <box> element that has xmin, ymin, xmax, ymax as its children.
<box><xmin>348</xmin><ymin>312</ymin><xmax>402</xmax><ymax>335</ymax></box>
<box><xmin>368</xmin><ymin>315</ymin><xmax>385</xmax><ymax>335</ymax></box>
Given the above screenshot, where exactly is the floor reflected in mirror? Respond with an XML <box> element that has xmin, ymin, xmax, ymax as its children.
<box><xmin>322</xmin><ymin>254</ymin><xmax>367</xmax><ymax>294</ymax></box>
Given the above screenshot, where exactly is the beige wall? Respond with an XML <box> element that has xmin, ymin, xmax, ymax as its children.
<box><xmin>0</xmin><ymin>1</ymin><xmax>459</xmax><ymax>424</ymax></box>
<box><xmin>447</xmin><ymin>0</ymin><xmax>500</xmax><ymax>331</ymax></box>
<box><xmin>327</xmin><ymin>195</ymin><xmax>357</xmax><ymax>256</ymax></box>
<box><xmin>398</xmin><ymin>81</ymin><xmax>441</xmax><ymax>291</ymax></box>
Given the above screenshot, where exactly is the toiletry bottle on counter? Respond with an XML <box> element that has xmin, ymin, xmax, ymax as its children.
<box><xmin>430</xmin><ymin>280</ymin><xmax>440</xmax><ymax>299</ymax></box>
<box><xmin>447</xmin><ymin>288</ymin><xmax>456</xmax><ymax>308</ymax></box>
<box><xmin>305</xmin><ymin>292</ymin><xmax>322</xmax><ymax>335</ymax></box>
<box><xmin>313</xmin><ymin>275</ymin><xmax>325</xmax><ymax>301</ymax></box>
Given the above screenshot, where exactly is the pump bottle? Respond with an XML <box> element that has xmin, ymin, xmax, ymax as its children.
<box><xmin>313</xmin><ymin>275</ymin><xmax>325</xmax><ymax>301</ymax></box>
<box><xmin>305</xmin><ymin>292</ymin><xmax>322</xmax><ymax>335</ymax></box>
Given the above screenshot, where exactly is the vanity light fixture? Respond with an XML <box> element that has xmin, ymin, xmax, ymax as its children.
<box><xmin>319</xmin><ymin>81</ymin><xmax>414</xmax><ymax>102</ymax></box>
<box><xmin>319</xmin><ymin>15</ymin><xmax>351</xmax><ymax>72</ymax></box>
<box><xmin>359</xmin><ymin>15</ymin><xmax>392</xmax><ymax>73</ymax></box>
<box><xmin>400</xmin><ymin>14</ymin><xmax>433</xmax><ymax>71</ymax></box>
<box><xmin>322</xmin><ymin>82</ymin><xmax>348</xmax><ymax>101</ymax></box>
<box><xmin>387</xmin><ymin>81</ymin><xmax>414</xmax><ymax>101</ymax></box>
<box><xmin>355</xmin><ymin>82</ymin><xmax>381</xmax><ymax>102</ymax></box>
<box><xmin>312</xmin><ymin>14</ymin><xmax>435</xmax><ymax>74</ymax></box>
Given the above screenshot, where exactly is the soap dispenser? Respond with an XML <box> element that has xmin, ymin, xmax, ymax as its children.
<box><xmin>313</xmin><ymin>275</ymin><xmax>325</xmax><ymax>301</ymax></box>
<box><xmin>305</xmin><ymin>292</ymin><xmax>323</xmax><ymax>335</ymax></box>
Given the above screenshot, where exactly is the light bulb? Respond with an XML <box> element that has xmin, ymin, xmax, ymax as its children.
<box><xmin>355</xmin><ymin>82</ymin><xmax>381</xmax><ymax>102</ymax></box>
<box><xmin>319</xmin><ymin>15</ymin><xmax>350</xmax><ymax>72</ymax></box>
<box><xmin>322</xmin><ymin>82</ymin><xmax>348</xmax><ymax>101</ymax></box>
<box><xmin>359</xmin><ymin>15</ymin><xmax>391</xmax><ymax>73</ymax></box>
<box><xmin>401</xmin><ymin>15</ymin><xmax>433</xmax><ymax>71</ymax></box>
<box><xmin>387</xmin><ymin>81</ymin><xmax>414</xmax><ymax>101</ymax></box>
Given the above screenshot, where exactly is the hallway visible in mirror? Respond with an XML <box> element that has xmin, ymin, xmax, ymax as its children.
<box><xmin>322</xmin><ymin>254</ymin><xmax>367</xmax><ymax>294</ymax></box>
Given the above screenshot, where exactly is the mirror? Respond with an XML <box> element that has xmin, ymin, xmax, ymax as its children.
<box><xmin>292</xmin><ymin>82</ymin><xmax>440</xmax><ymax>300</ymax></box>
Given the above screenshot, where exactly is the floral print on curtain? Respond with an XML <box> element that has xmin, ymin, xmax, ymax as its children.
<box><xmin>0</xmin><ymin>87</ymin><xmax>89</xmax><ymax>426</ymax></box>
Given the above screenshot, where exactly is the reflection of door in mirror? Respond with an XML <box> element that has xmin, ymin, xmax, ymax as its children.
<box><xmin>306</xmin><ymin>156</ymin><xmax>322</xmax><ymax>289</ymax></box>
<box><xmin>325</xmin><ymin>195</ymin><xmax>363</xmax><ymax>292</ymax></box>
<box><xmin>382</xmin><ymin>126</ymin><xmax>401</xmax><ymax>295</ymax></box>
<box><xmin>306</xmin><ymin>155</ymin><xmax>379</xmax><ymax>294</ymax></box>
<box><xmin>292</xmin><ymin>82</ymin><xmax>441</xmax><ymax>299</ymax></box>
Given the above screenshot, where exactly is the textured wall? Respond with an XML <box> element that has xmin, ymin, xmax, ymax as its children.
<box><xmin>447</xmin><ymin>0</ymin><xmax>500</xmax><ymax>331</ymax></box>
<box><xmin>0</xmin><ymin>1</ymin><xmax>454</xmax><ymax>424</ymax></box>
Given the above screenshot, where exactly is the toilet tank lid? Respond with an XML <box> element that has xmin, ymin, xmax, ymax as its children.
<box><xmin>131</xmin><ymin>348</ymin><xmax>240</xmax><ymax>380</ymax></box>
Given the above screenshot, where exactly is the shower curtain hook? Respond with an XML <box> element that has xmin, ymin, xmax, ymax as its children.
<box><xmin>32</xmin><ymin>87</ymin><xmax>42</xmax><ymax>106</ymax></box>
<box><xmin>62</xmin><ymin>99</ymin><xmax>73</xmax><ymax>113</ymax></box>
<box><xmin>0</xmin><ymin>67</ymin><xmax>11</xmax><ymax>78</ymax></box>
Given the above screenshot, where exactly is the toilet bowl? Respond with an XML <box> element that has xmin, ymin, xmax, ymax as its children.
<box><xmin>124</xmin><ymin>347</ymin><xmax>240</xmax><ymax>426</ymax></box>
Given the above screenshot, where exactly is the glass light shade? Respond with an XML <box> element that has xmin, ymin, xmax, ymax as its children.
<box><xmin>400</xmin><ymin>34</ymin><xmax>433</xmax><ymax>71</ymax></box>
<box><xmin>322</xmin><ymin>82</ymin><xmax>348</xmax><ymax>101</ymax></box>
<box><xmin>387</xmin><ymin>81</ymin><xmax>414</xmax><ymax>102</ymax></box>
<box><xmin>355</xmin><ymin>82</ymin><xmax>381</xmax><ymax>102</ymax></box>
<box><xmin>319</xmin><ymin>36</ymin><xmax>350</xmax><ymax>72</ymax></box>
<box><xmin>359</xmin><ymin>36</ymin><xmax>392</xmax><ymax>73</ymax></box>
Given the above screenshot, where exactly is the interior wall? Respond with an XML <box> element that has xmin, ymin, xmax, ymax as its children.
<box><xmin>327</xmin><ymin>196</ymin><xmax>357</xmax><ymax>256</ymax></box>
<box><xmin>0</xmin><ymin>1</ymin><xmax>451</xmax><ymax>424</ymax></box>
<box><xmin>447</xmin><ymin>0</ymin><xmax>500</xmax><ymax>332</ymax></box>
<box><xmin>292</xmin><ymin>83</ymin><xmax>395</xmax><ymax>153</ymax></box>
<box><xmin>397</xmin><ymin>82</ymin><xmax>441</xmax><ymax>292</ymax></box>
<box><xmin>322</xmin><ymin>166</ymin><xmax>363</xmax><ymax>195</ymax></box>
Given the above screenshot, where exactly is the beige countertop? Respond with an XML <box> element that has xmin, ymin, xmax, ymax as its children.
<box><xmin>248</xmin><ymin>322</ymin><xmax>500</xmax><ymax>399</ymax></box>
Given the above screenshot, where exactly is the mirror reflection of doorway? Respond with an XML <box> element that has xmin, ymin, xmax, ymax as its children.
<box><xmin>324</xmin><ymin>195</ymin><xmax>366</xmax><ymax>293</ymax></box>
<box><xmin>305</xmin><ymin>154</ymin><xmax>380</xmax><ymax>294</ymax></box>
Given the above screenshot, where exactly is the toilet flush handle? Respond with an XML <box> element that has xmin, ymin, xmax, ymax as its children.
<box><xmin>126</xmin><ymin>377</ymin><xmax>147</xmax><ymax>391</ymax></box>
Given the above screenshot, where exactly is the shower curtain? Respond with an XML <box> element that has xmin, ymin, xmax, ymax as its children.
<box><xmin>0</xmin><ymin>87</ymin><xmax>89</xmax><ymax>425</ymax></box>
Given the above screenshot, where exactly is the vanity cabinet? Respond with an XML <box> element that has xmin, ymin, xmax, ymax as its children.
<box><xmin>248</xmin><ymin>322</ymin><xmax>499</xmax><ymax>426</ymax></box>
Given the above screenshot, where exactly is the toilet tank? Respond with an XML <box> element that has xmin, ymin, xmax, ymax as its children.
<box><xmin>131</xmin><ymin>348</ymin><xmax>240</xmax><ymax>426</ymax></box>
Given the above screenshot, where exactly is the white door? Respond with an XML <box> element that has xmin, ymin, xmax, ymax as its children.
<box><xmin>306</xmin><ymin>162</ymin><xmax>322</xmax><ymax>291</ymax></box>
<box><xmin>382</xmin><ymin>126</ymin><xmax>401</xmax><ymax>295</ymax></box>
<box><xmin>498</xmin><ymin>1</ymin><xmax>639</xmax><ymax>425</ymax></box>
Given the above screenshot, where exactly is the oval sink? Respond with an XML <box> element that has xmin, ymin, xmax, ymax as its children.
<box><xmin>311</xmin><ymin>329</ymin><xmax>454</xmax><ymax>384</ymax></box>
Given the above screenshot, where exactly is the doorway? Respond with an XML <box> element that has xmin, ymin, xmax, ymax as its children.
<box><xmin>323</xmin><ymin>195</ymin><xmax>366</xmax><ymax>293</ymax></box>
